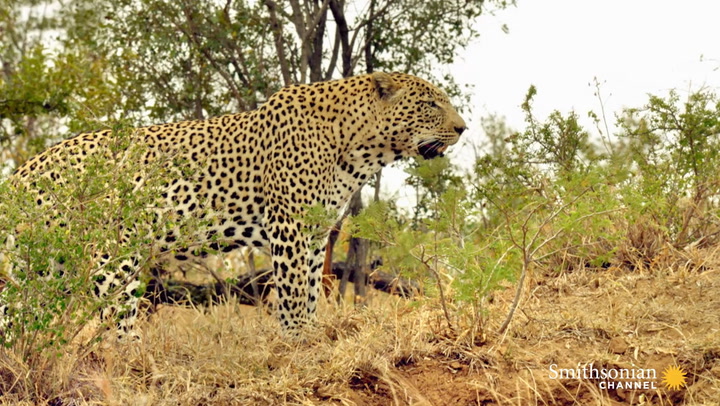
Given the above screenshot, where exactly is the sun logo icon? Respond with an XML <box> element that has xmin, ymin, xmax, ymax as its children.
<box><xmin>661</xmin><ymin>365</ymin><xmax>688</xmax><ymax>390</ymax></box>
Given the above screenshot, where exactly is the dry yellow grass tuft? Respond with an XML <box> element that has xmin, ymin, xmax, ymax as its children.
<box><xmin>1</xmin><ymin>246</ymin><xmax>720</xmax><ymax>405</ymax></box>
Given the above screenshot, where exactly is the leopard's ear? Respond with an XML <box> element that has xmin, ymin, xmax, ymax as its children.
<box><xmin>372</xmin><ymin>72</ymin><xmax>403</xmax><ymax>102</ymax></box>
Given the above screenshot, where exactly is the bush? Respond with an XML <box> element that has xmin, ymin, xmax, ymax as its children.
<box><xmin>0</xmin><ymin>124</ymin><xmax>204</xmax><ymax>398</ymax></box>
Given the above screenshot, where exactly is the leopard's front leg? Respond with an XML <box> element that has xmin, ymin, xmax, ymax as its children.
<box><xmin>268</xmin><ymin>209</ymin><xmax>311</xmax><ymax>335</ymax></box>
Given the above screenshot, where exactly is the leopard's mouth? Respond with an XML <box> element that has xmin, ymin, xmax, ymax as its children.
<box><xmin>418</xmin><ymin>140</ymin><xmax>448</xmax><ymax>160</ymax></box>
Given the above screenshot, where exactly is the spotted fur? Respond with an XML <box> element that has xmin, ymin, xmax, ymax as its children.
<box><xmin>3</xmin><ymin>72</ymin><xmax>466</xmax><ymax>338</ymax></box>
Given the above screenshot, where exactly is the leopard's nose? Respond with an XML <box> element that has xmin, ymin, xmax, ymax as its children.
<box><xmin>454</xmin><ymin>126</ymin><xmax>466</xmax><ymax>135</ymax></box>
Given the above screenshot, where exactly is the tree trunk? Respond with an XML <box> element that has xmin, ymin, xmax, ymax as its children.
<box><xmin>338</xmin><ymin>190</ymin><xmax>369</xmax><ymax>305</ymax></box>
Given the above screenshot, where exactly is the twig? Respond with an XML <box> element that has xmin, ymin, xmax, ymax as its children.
<box><xmin>496</xmin><ymin>186</ymin><xmax>603</xmax><ymax>335</ymax></box>
<box><xmin>418</xmin><ymin>246</ymin><xmax>454</xmax><ymax>333</ymax></box>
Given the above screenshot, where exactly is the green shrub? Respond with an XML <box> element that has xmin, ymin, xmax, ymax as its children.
<box><xmin>0</xmin><ymin>124</ymin><xmax>202</xmax><ymax>362</ymax></box>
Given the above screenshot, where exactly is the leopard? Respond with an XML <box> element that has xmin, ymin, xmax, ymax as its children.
<box><xmin>1</xmin><ymin>72</ymin><xmax>467</xmax><ymax>340</ymax></box>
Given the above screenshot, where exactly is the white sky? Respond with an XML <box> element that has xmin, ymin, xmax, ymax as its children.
<box><xmin>381</xmin><ymin>0</ymin><xmax>720</xmax><ymax>208</ymax></box>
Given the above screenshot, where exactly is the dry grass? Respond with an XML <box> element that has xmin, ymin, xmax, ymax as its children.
<box><xmin>1</xmin><ymin>246</ymin><xmax>720</xmax><ymax>405</ymax></box>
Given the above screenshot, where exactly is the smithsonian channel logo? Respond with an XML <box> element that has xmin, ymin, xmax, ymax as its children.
<box><xmin>548</xmin><ymin>363</ymin><xmax>687</xmax><ymax>390</ymax></box>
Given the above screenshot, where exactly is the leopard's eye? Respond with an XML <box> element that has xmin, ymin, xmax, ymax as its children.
<box><xmin>424</xmin><ymin>100</ymin><xmax>439</xmax><ymax>108</ymax></box>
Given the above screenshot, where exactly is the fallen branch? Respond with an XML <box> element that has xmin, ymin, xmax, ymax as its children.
<box><xmin>145</xmin><ymin>260</ymin><xmax>421</xmax><ymax>309</ymax></box>
<box><xmin>331</xmin><ymin>260</ymin><xmax>422</xmax><ymax>299</ymax></box>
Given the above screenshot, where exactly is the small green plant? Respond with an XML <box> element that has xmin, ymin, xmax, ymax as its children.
<box><xmin>298</xmin><ymin>203</ymin><xmax>340</xmax><ymax>251</ymax></box>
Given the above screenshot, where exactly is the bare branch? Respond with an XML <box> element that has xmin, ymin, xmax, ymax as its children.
<box><xmin>328</xmin><ymin>0</ymin><xmax>352</xmax><ymax>76</ymax></box>
<box><xmin>264</xmin><ymin>0</ymin><xmax>292</xmax><ymax>85</ymax></box>
<box><xmin>324</xmin><ymin>25</ymin><xmax>341</xmax><ymax>80</ymax></box>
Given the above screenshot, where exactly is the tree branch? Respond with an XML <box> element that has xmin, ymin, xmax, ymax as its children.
<box><xmin>264</xmin><ymin>0</ymin><xmax>293</xmax><ymax>86</ymax></box>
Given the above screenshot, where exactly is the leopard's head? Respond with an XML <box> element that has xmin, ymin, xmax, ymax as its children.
<box><xmin>372</xmin><ymin>72</ymin><xmax>466</xmax><ymax>160</ymax></box>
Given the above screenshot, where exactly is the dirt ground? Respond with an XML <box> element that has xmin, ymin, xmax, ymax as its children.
<box><xmin>310</xmin><ymin>250</ymin><xmax>720</xmax><ymax>405</ymax></box>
